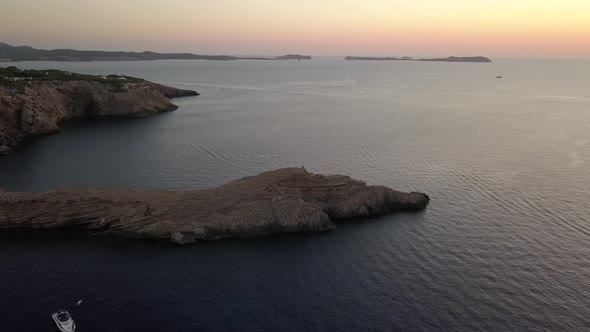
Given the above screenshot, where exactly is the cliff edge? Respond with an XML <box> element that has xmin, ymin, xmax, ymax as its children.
<box><xmin>0</xmin><ymin>168</ymin><xmax>429</xmax><ymax>244</ymax></box>
<box><xmin>0</xmin><ymin>67</ymin><xmax>198</xmax><ymax>154</ymax></box>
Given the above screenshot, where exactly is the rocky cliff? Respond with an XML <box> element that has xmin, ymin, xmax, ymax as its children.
<box><xmin>0</xmin><ymin>168</ymin><xmax>429</xmax><ymax>244</ymax></box>
<box><xmin>0</xmin><ymin>76</ymin><xmax>198</xmax><ymax>154</ymax></box>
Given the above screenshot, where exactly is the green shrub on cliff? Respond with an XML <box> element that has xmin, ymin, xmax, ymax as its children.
<box><xmin>0</xmin><ymin>66</ymin><xmax>143</xmax><ymax>93</ymax></box>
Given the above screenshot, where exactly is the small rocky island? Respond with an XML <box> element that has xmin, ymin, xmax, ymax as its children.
<box><xmin>0</xmin><ymin>67</ymin><xmax>198</xmax><ymax>154</ymax></box>
<box><xmin>0</xmin><ymin>168</ymin><xmax>429</xmax><ymax>244</ymax></box>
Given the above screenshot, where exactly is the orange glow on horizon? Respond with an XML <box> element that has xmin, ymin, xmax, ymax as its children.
<box><xmin>1</xmin><ymin>0</ymin><xmax>589</xmax><ymax>57</ymax></box>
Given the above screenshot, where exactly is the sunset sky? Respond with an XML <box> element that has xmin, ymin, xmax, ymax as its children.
<box><xmin>1</xmin><ymin>0</ymin><xmax>589</xmax><ymax>57</ymax></box>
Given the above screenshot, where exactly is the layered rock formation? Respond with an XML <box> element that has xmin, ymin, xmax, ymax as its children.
<box><xmin>0</xmin><ymin>168</ymin><xmax>429</xmax><ymax>244</ymax></box>
<box><xmin>0</xmin><ymin>78</ymin><xmax>198</xmax><ymax>154</ymax></box>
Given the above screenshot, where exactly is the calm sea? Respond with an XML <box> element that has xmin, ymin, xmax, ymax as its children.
<box><xmin>0</xmin><ymin>58</ymin><xmax>589</xmax><ymax>331</ymax></box>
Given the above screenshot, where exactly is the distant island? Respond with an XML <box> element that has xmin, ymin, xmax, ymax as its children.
<box><xmin>0</xmin><ymin>43</ymin><xmax>311</xmax><ymax>62</ymax></box>
<box><xmin>0</xmin><ymin>66</ymin><xmax>198</xmax><ymax>154</ymax></box>
<box><xmin>345</xmin><ymin>56</ymin><xmax>492</xmax><ymax>63</ymax></box>
<box><xmin>275</xmin><ymin>54</ymin><xmax>313</xmax><ymax>60</ymax></box>
<box><xmin>0</xmin><ymin>167</ymin><xmax>429</xmax><ymax>244</ymax></box>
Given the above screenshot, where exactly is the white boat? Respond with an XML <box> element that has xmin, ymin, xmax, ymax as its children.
<box><xmin>51</xmin><ymin>310</ymin><xmax>76</xmax><ymax>332</ymax></box>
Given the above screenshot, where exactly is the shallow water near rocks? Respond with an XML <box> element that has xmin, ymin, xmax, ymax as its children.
<box><xmin>1</xmin><ymin>58</ymin><xmax>589</xmax><ymax>331</ymax></box>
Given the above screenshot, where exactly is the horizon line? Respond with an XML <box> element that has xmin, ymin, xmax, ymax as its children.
<box><xmin>2</xmin><ymin>41</ymin><xmax>589</xmax><ymax>60</ymax></box>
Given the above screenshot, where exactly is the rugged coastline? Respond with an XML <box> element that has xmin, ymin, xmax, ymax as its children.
<box><xmin>0</xmin><ymin>168</ymin><xmax>429</xmax><ymax>244</ymax></box>
<box><xmin>0</xmin><ymin>67</ymin><xmax>429</xmax><ymax>245</ymax></box>
<box><xmin>0</xmin><ymin>67</ymin><xmax>198</xmax><ymax>154</ymax></box>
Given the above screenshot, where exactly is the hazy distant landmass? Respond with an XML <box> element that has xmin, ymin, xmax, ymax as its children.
<box><xmin>418</xmin><ymin>56</ymin><xmax>492</xmax><ymax>62</ymax></box>
<box><xmin>0</xmin><ymin>43</ymin><xmax>311</xmax><ymax>62</ymax></box>
<box><xmin>345</xmin><ymin>55</ymin><xmax>492</xmax><ymax>63</ymax></box>
<box><xmin>275</xmin><ymin>54</ymin><xmax>313</xmax><ymax>60</ymax></box>
<box><xmin>0</xmin><ymin>167</ymin><xmax>428</xmax><ymax>244</ymax></box>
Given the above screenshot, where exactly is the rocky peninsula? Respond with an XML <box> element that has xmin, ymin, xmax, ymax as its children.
<box><xmin>0</xmin><ymin>67</ymin><xmax>198</xmax><ymax>154</ymax></box>
<box><xmin>0</xmin><ymin>168</ymin><xmax>429</xmax><ymax>244</ymax></box>
<box><xmin>0</xmin><ymin>67</ymin><xmax>429</xmax><ymax>245</ymax></box>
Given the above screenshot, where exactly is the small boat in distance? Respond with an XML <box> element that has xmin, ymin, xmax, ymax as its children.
<box><xmin>52</xmin><ymin>310</ymin><xmax>76</xmax><ymax>332</ymax></box>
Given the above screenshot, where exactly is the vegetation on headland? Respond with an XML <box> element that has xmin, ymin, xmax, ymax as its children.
<box><xmin>0</xmin><ymin>66</ymin><xmax>143</xmax><ymax>93</ymax></box>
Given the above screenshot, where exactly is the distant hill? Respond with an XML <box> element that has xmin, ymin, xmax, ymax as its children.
<box><xmin>0</xmin><ymin>43</ymin><xmax>311</xmax><ymax>62</ymax></box>
<box><xmin>345</xmin><ymin>55</ymin><xmax>492</xmax><ymax>63</ymax></box>
<box><xmin>275</xmin><ymin>54</ymin><xmax>313</xmax><ymax>60</ymax></box>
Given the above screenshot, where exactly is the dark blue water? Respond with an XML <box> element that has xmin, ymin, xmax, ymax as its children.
<box><xmin>1</xmin><ymin>59</ymin><xmax>589</xmax><ymax>331</ymax></box>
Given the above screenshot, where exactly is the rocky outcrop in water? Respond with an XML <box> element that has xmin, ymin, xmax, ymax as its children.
<box><xmin>0</xmin><ymin>168</ymin><xmax>429</xmax><ymax>244</ymax></box>
<box><xmin>0</xmin><ymin>76</ymin><xmax>198</xmax><ymax>154</ymax></box>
